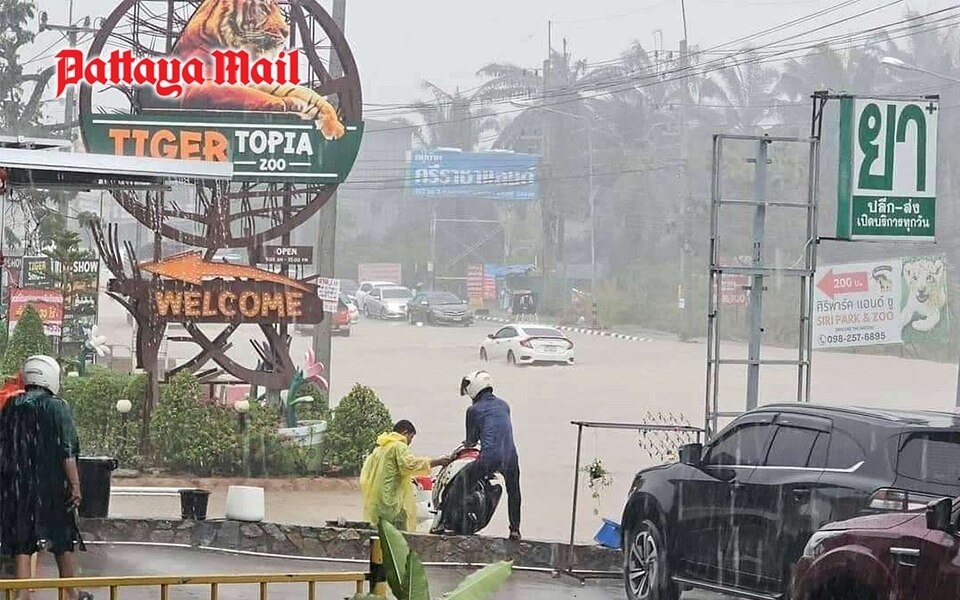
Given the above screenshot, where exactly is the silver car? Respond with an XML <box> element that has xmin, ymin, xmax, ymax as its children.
<box><xmin>364</xmin><ymin>286</ymin><xmax>413</xmax><ymax>320</ymax></box>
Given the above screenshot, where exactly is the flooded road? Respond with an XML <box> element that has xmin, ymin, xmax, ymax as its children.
<box><xmin>100</xmin><ymin>300</ymin><xmax>957</xmax><ymax>546</ymax></box>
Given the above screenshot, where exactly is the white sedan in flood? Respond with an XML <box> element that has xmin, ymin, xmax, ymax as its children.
<box><xmin>479</xmin><ymin>324</ymin><xmax>575</xmax><ymax>366</ymax></box>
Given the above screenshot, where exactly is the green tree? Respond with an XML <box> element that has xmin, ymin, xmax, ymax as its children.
<box><xmin>323</xmin><ymin>384</ymin><xmax>392</xmax><ymax>476</ymax></box>
<box><xmin>2</xmin><ymin>304</ymin><xmax>48</xmax><ymax>374</ymax></box>
<box><xmin>0</xmin><ymin>319</ymin><xmax>9</xmax><ymax>359</ymax></box>
<box><xmin>406</xmin><ymin>82</ymin><xmax>499</xmax><ymax>151</ymax></box>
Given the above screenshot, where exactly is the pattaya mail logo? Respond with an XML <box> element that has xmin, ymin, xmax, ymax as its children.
<box><xmin>55</xmin><ymin>48</ymin><xmax>302</xmax><ymax>99</ymax></box>
<box><xmin>57</xmin><ymin>0</ymin><xmax>347</xmax><ymax>153</ymax></box>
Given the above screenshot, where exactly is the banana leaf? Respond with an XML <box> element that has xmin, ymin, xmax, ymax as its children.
<box><xmin>401</xmin><ymin>550</ymin><xmax>431</xmax><ymax>600</ymax></box>
<box><xmin>378</xmin><ymin>519</ymin><xmax>411</xmax><ymax>596</ymax></box>
<box><xmin>440</xmin><ymin>561</ymin><xmax>513</xmax><ymax>600</ymax></box>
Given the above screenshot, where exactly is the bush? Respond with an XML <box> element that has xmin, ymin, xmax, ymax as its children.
<box><xmin>152</xmin><ymin>371</ymin><xmax>239</xmax><ymax>476</ymax></box>
<box><xmin>323</xmin><ymin>384</ymin><xmax>392</xmax><ymax>476</ymax></box>
<box><xmin>2</xmin><ymin>305</ymin><xmax>49</xmax><ymax>374</ymax></box>
<box><xmin>62</xmin><ymin>367</ymin><xmax>141</xmax><ymax>466</ymax></box>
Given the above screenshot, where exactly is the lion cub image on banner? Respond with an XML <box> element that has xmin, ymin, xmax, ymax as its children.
<box><xmin>171</xmin><ymin>0</ymin><xmax>345</xmax><ymax>140</ymax></box>
<box><xmin>899</xmin><ymin>256</ymin><xmax>949</xmax><ymax>342</ymax></box>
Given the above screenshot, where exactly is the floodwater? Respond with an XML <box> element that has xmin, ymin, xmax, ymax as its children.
<box><xmin>99</xmin><ymin>297</ymin><xmax>957</xmax><ymax>545</ymax></box>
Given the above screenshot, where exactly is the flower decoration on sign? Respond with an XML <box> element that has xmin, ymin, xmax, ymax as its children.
<box><xmin>85</xmin><ymin>325</ymin><xmax>109</xmax><ymax>357</ymax></box>
<box><xmin>302</xmin><ymin>348</ymin><xmax>329</xmax><ymax>391</ymax></box>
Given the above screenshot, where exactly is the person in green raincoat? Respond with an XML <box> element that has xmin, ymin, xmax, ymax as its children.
<box><xmin>360</xmin><ymin>421</ymin><xmax>450</xmax><ymax>531</ymax></box>
<box><xmin>0</xmin><ymin>356</ymin><xmax>89</xmax><ymax>600</ymax></box>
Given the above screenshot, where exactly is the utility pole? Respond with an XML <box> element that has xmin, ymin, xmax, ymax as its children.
<box><xmin>38</xmin><ymin>4</ymin><xmax>96</xmax><ymax>216</ymax></box>
<box><xmin>745</xmin><ymin>139</ymin><xmax>770</xmax><ymax>411</ymax></box>
<box><xmin>311</xmin><ymin>0</ymin><xmax>346</xmax><ymax>390</ymax></box>
<box><xmin>677</xmin><ymin>0</ymin><xmax>693</xmax><ymax>341</ymax></box>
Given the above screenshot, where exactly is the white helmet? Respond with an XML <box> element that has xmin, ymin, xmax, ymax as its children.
<box><xmin>23</xmin><ymin>355</ymin><xmax>61</xmax><ymax>395</ymax></box>
<box><xmin>460</xmin><ymin>370</ymin><xmax>493</xmax><ymax>400</ymax></box>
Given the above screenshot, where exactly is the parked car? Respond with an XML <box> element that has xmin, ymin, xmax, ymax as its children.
<box><xmin>364</xmin><ymin>286</ymin><xmax>413</xmax><ymax>320</ymax></box>
<box><xmin>620</xmin><ymin>405</ymin><xmax>960</xmax><ymax>600</ymax></box>
<box><xmin>408</xmin><ymin>291</ymin><xmax>473</xmax><ymax>326</ymax></box>
<box><xmin>792</xmin><ymin>495</ymin><xmax>960</xmax><ymax>600</ymax></box>
<box><xmin>331</xmin><ymin>299</ymin><xmax>352</xmax><ymax>337</ymax></box>
<box><xmin>479</xmin><ymin>325</ymin><xmax>574</xmax><ymax>366</ymax></box>
<box><xmin>355</xmin><ymin>280</ymin><xmax>396</xmax><ymax>310</ymax></box>
<box><xmin>341</xmin><ymin>293</ymin><xmax>359</xmax><ymax>324</ymax></box>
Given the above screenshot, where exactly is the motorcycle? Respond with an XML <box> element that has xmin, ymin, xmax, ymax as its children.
<box><xmin>413</xmin><ymin>445</ymin><xmax>503</xmax><ymax>535</ymax></box>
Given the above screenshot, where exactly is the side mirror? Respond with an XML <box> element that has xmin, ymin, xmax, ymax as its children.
<box><xmin>679</xmin><ymin>443</ymin><xmax>703</xmax><ymax>466</ymax></box>
<box><xmin>487</xmin><ymin>333</ymin><xmax>495</xmax><ymax>339</ymax></box>
<box><xmin>926</xmin><ymin>497</ymin><xmax>953</xmax><ymax>532</ymax></box>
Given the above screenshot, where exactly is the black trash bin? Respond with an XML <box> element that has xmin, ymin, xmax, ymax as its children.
<box><xmin>77</xmin><ymin>457</ymin><xmax>118</xmax><ymax>518</ymax></box>
<box><xmin>179</xmin><ymin>489</ymin><xmax>211</xmax><ymax>520</ymax></box>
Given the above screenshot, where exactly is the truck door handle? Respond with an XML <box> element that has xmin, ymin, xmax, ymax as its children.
<box><xmin>890</xmin><ymin>547</ymin><xmax>920</xmax><ymax>567</ymax></box>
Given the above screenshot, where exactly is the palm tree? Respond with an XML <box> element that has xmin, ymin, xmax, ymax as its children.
<box><xmin>706</xmin><ymin>51</ymin><xmax>779</xmax><ymax>133</ymax></box>
<box><xmin>404</xmin><ymin>82</ymin><xmax>499</xmax><ymax>151</ymax></box>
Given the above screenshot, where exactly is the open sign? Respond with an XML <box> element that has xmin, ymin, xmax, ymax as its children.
<box><xmin>255</xmin><ymin>245</ymin><xmax>314</xmax><ymax>265</ymax></box>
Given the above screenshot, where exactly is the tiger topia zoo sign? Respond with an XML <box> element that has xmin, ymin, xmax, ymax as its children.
<box><xmin>62</xmin><ymin>0</ymin><xmax>363</xmax><ymax>183</ymax></box>
<box><xmin>108</xmin><ymin>252</ymin><xmax>324</xmax><ymax>324</ymax></box>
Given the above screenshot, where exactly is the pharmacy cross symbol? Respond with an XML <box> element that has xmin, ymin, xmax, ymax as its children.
<box><xmin>926</xmin><ymin>101</ymin><xmax>938</xmax><ymax>115</ymax></box>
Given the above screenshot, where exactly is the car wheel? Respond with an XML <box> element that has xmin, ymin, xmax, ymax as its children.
<box><xmin>343</xmin><ymin>328</ymin><xmax>351</xmax><ymax>337</ymax></box>
<box><xmin>507</xmin><ymin>350</ymin><xmax>518</xmax><ymax>366</ymax></box>
<box><xmin>480</xmin><ymin>348</ymin><xmax>488</xmax><ymax>361</ymax></box>
<box><xmin>624</xmin><ymin>520</ymin><xmax>677</xmax><ymax>600</ymax></box>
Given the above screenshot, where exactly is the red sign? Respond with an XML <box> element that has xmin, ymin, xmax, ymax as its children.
<box><xmin>358</xmin><ymin>263</ymin><xmax>402</xmax><ymax>285</ymax></box>
<box><xmin>9</xmin><ymin>288</ymin><xmax>64</xmax><ymax>336</ymax></box>
<box><xmin>815</xmin><ymin>268</ymin><xmax>869</xmax><ymax>299</ymax></box>
<box><xmin>467</xmin><ymin>265</ymin><xmax>485</xmax><ymax>302</ymax></box>
<box><xmin>56</xmin><ymin>48</ymin><xmax>301</xmax><ymax>99</ymax></box>
<box><xmin>720</xmin><ymin>274</ymin><xmax>749</xmax><ymax>306</ymax></box>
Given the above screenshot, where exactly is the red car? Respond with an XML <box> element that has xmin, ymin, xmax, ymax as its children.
<box><xmin>331</xmin><ymin>301</ymin><xmax>351</xmax><ymax>336</ymax></box>
<box><xmin>792</xmin><ymin>496</ymin><xmax>960</xmax><ymax>600</ymax></box>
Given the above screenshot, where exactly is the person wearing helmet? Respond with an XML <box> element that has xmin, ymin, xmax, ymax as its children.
<box><xmin>0</xmin><ymin>355</ymin><xmax>88</xmax><ymax>600</ymax></box>
<box><xmin>451</xmin><ymin>370</ymin><xmax>522</xmax><ymax>540</ymax></box>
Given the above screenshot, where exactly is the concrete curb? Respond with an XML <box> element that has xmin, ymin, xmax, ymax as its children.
<box><xmin>80</xmin><ymin>518</ymin><xmax>619</xmax><ymax>573</ymax></box>
<box><xmin>476</xmin><ymin>315</ymin><xmax>653</xmax><ymax>342</ymax></box>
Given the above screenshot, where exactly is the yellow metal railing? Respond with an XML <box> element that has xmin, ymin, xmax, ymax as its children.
<box><xmin>0</xmin><ymin>538</ymin><xmax>387</xmax><ymax>600</ymax></box>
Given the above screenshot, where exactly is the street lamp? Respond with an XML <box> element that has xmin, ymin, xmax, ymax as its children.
<box><xmin>880</xmin><ymin>56</ymin><xmax>960</xmax><ymax>85</ymax></box>
<box><xmin>234</xmin><ymin>399</ymin><xmax>251</xmax><ymax>478</ymax></box>
<box><xmin>115</xmin><ymin>399</ymin><xmax>132</xmax><ymax>462</ymax></box>
<box><xmin>510</xmin><ymin>100</ymin><xmax>598</xmax><ymax>295</ymax></box>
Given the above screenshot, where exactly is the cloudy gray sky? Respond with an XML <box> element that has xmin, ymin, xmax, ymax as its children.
<box><xmin>25</xmin><ymin>0</ymin><xmax>953</xmax><ymax>122</ymax></box>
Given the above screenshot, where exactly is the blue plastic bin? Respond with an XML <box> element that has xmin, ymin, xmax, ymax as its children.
<box><xmin>594</xmin><ymin>519</ymin><xmax>621</xmax><ymax>549</ymax></box>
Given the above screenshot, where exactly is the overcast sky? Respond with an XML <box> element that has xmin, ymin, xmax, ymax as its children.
<box><xmin>26</xmin><ymin>0</ymin><xmax>952</xmax><ymax>122</ymax></box>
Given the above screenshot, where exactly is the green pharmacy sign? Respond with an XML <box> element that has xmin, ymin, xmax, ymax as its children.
<box><xmin>837</xmin><ymin>96</ymin><xmax>939</xmax><ymax>241</ymax></box>
<box><xmin>81</xmin><ymin>110</ymin><xmax>363</xmax><ymax>183</ymax></box>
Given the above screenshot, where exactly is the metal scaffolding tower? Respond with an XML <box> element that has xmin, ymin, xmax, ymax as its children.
<box><xmin>704</xmin><ymin>134</ymin><xmax>821</xmax><ymax>439</ymax></box>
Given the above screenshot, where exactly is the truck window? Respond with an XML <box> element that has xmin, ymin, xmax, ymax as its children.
<box><xmin>826</xmin><ymin>430</ymin><xmax>866</xmax><ymax>470</ymax></box>
<box><xmin>765</xmin><ymin>426</ymin><xmax>821</xmax><ymax>468</ymax></box>
<box><xmin>897</xmin><ymin>432</ymin><xmax>960</xmax><ymax>484</ymax></box>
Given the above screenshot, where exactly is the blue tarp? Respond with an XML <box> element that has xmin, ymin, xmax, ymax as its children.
<box><xmin>483</xmin><ymin>264</ymin><xmax>537</xmax><ymax>278</ymax></box>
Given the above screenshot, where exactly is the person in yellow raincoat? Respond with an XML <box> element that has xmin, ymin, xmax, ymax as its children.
<box><xmin>360</xmin><ymin>421</ymin><xmax>450</xmax><ymax>531</ymax></box>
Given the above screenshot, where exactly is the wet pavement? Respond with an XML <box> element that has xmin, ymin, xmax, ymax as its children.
<box><xmin>22</xmin><ymin>544</ymin><xmax>727</xmax><ymax>600</ymax></box>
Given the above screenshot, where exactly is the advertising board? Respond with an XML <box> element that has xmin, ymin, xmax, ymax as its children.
<box><xmin>406</xmin><ymin>149</ymin><xmax>539</xmax><ymax>201</ymax></box>
<box><xmin>837</xmin><ymin>96</ymin><xmax>939</xmax><ymax>241</ymax></box>
<box><xmin>66</xmin><ymin>0</ymin><xmax>363</xmax><ymax>183</ymax></box>
<box><xmin>9</xmin><ymin>289</ymin><xmax>64</xmax><ymax>337</ymax></box>
<box><xmin>813</xmin><ymin>256</ymin><xmax>948</xmax><ymax>349</ymax></box>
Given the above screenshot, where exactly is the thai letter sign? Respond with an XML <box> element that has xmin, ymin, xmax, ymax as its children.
<box><xmin>837</xmin><ymin>96</ymin><xmax>939</xmax><ymax>241</ymax></box>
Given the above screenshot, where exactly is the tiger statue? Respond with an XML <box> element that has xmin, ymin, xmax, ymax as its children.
<box><xmin>172</xmin><ymin>0</ymin><xmax>345</xmax><ymax>140</ymax></box>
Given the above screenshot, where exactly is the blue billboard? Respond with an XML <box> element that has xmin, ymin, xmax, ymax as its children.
<box><xmin>406</xmin><ymin>149</ymin><xmax>539</xmax><ymax>201</ymax></box>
